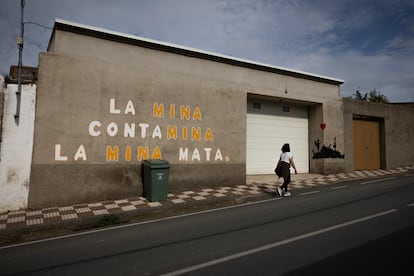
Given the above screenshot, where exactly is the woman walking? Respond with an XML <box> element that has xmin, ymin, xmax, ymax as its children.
<box><xmin>275</xmin><ymin>143</ymin><xmax>298</xmax><ymax>196</ymax></box>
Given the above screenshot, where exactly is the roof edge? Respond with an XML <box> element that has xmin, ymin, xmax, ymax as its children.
<box><xmin>53</xmin><ymin>19</ymin><xmax>344</xmax><ymax>85</ymax></box>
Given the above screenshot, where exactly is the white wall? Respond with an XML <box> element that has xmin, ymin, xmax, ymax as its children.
<box><xmin>0</xmin><ymin>76</ymin><xmax>37</xmax><ymax>213</ymax></box>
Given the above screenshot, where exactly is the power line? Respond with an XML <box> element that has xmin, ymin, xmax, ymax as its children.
<box><xmin>14</xmin><ymin>0</ymin><xmax>52</xmax><ymax>125</ymax></box>
<box><xmin>24</xmin><ymin>21</ymin><xmax>53</xmax><ymax>30</ymax></box>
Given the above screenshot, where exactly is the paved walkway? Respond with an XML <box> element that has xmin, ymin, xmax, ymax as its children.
<box><xmin>1</xmin><ymin>166</ymin><xmax>413</xmax><ymax>233</ymax></box>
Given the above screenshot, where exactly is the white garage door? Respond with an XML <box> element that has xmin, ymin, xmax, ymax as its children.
<box><xmin>246</xmin><ymin>100</ymin><xmax>309</xmax><ymax>174</ymax></box>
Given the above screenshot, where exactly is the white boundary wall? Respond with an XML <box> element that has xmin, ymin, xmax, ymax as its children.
<box><xmin>0</xmin><ymin>76</ymin><xmax>37</xmax><ymax>213</ymax></box>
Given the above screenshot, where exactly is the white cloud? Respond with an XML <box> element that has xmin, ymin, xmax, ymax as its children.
<box><xmin>384</xmin><ymin>35</ymin><xmax>414</xmax><ymax>55</ymax></box>
<box><xmin>0</xmin><ymin>0</ymin><xmax>413</xmax><ymax>102</ymax></box>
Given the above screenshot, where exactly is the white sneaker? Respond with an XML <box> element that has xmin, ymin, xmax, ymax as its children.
<box><xmin>283</xmin><ymin>191</ymin><xmax>291</xmax><ymax>197</ymax></box>
<box><xmin>277</xmin><ymin>187</ymin><xmax>282</xmax><ymax>196</ymax></box>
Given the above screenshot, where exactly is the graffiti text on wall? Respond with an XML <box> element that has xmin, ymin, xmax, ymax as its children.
<box><xmin>54</xmin><ymin>98</ymin><xmax>229</xmax><ymax>162</ymax></box>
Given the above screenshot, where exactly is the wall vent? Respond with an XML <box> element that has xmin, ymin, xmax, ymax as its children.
<box><xmin>252</xmin><ymin>102</ymin><xmax>261</xmax><ymax>109</ymax></box>
<box><xmin>282</xmin><ymin>105</ymin><xmax>290</xmax><ymax>112</ymax></box>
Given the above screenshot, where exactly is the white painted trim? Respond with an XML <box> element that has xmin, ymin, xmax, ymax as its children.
<box><xmin>0</xmin><ymin>82</ymin><xmax>37</xmax><ymax>212</ymax></box>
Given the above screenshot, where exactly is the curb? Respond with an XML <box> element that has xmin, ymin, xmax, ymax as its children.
<box><xmin>1</xmin><ymin>166</ymin><xmax>413</xmax><ymax>243</ymax></box>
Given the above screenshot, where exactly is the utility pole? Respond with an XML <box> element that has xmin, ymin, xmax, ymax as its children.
<box><xmin>15</xmin><ymin>0</ymin><xmax>25</xmax><ymax>125</ymax></box>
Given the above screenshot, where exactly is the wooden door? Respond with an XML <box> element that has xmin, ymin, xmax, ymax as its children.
<box><xmin>353</xmin><ymin>120</ymin><xmax>380</xmax><ymax>170</ymax></box>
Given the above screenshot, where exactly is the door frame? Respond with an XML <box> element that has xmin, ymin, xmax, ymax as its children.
<box><xmin>352</xmin><ymin>114</ymin><xmax>385</xmax><ymax>170</ymax></box>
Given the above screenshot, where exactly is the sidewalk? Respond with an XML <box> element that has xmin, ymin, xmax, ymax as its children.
<box><xmin>1</xmin><ymin>166</ymin><xmax>413</xmax><ymax>233</ymax></box>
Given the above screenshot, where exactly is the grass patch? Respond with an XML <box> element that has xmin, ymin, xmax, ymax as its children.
<box><xmin>94</xmin><ymin>214</ymin><xmax>122</xmax><ymax>228</ymax></box>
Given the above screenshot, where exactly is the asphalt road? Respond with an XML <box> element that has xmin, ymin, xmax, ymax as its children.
<box><xmin>1</xmin><ymin>174</ymin><xmax>414</xmax><ymax>275</ymax></box>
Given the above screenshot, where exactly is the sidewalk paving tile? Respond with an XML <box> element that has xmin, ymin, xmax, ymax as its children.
<box><xmin>0</xmin><ymin>165</ymin><xmax>413</xmax><ymax>233</ymax></box>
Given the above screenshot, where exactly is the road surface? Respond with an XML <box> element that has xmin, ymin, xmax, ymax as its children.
<box><xmin>1</xmin><ymin>173</ymin><xmax>414</xmax><ymax>275</ymax></box>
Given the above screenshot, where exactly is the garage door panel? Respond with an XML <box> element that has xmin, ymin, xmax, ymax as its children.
<box><xmin>249</xmin><ymin>119</ymin><xmax>303</xmax><ymax>128</ymax></box>
<box><xmin>247</xmin><ymin>112</ymin><xmax>309</xmax><ymax>174</ymax></box>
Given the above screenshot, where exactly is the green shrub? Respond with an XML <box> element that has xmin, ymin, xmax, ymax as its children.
<box><xmin>94</xmin><ymin>214</ymin><xmax>121</xmax><ymax>227</ymax></box>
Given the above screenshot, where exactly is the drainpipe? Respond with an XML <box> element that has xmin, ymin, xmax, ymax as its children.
<box><xmin>15</xmin><ymin>0</ymin><xmax>25</xmax><ymax>125</ymax></box>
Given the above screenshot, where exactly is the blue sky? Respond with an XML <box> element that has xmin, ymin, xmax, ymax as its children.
<box><xmin>1</xmin><ymin>0</ymin><xmax>413</xmax><ymax>102</ymax></box>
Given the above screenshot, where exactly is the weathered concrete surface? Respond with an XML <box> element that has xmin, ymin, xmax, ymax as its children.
<box><xmin>28</xmin><ymin>21</ymin><xmax>342</xmax><ymax>208</ymax></box>
<box><xmin>343</xmin><ymin>98</ymin><xmax>414</xmax><ymax>172</ymax></box>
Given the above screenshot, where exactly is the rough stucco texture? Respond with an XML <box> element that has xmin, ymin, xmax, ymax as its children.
<box><xmin>29</xmin><ymin>48</ymin><xmax>246</xmax><ymax>208</ymax></box>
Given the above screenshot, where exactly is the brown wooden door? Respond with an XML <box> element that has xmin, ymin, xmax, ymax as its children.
<box><xmin>353</xmin><ymin>120</ymin><xmax>380</xmax><ymax>170</ymax></box>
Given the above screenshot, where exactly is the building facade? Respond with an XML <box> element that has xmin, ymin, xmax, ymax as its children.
<box><xmin>1</xmin><ymin>19</ymin><xmax>413</xmax><ymax>211</ymax></box>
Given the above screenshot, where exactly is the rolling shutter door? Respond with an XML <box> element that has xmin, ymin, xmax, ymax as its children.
<box><xmin>247</xmin><ymin>100</ymin><xmax>309</xmax><ymax>174</ymax></box>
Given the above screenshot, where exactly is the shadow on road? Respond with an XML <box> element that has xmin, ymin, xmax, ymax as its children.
<box><xmin>284</xmin><ymin>225</ymin><xmax>414</xmax><ymax>275</ymax></box>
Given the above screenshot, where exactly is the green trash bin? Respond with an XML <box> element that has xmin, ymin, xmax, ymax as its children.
<box><xmin>142</xmin><ymin>159</ymin><xmax>170</xmax><ymax>202</ymax></box>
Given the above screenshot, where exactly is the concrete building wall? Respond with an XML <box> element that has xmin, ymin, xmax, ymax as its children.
<box><xmin>321</xmin><ymin>98</ymin><xmax>346</xmax><ymax>174</ymax></box>
<box><xmin>2</xmin><ymin>20</ymin><xmax>411</xmax><ymax>212</ymax></box>
<box><xmin>29</xmin><ymin>51</ymin><xmax>249</xmax><ymax>208</ymax></box>
<box><xmin>28</xmin><ymin>20</ymin><xmax>344</xmax><ymax>208</ymax></box>
<box><xmin>0</xmin><ymin>77</ymin><xmax>37</xmax><ymax>213</ymax></box>
<box><xmin>0</xmin><ymin>76</ymin><xmax>4</xmax><ymax>145</ymax></box>
<box><xmin>343</xmin><ymin>98</ymin><xmax>414</xmax><ymax>172</ymax></box>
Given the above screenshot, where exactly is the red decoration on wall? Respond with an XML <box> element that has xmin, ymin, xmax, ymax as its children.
<box><xmin>320</xmin><ymin>123</ymin><xmax>326</xmax><ymax>130</ymax></box>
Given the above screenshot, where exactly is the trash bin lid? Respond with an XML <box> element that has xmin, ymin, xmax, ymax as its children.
<box><xmin>142</xmin><ymin>159</ymin><xmax>170</xmax><ymax>169</ymax></box>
